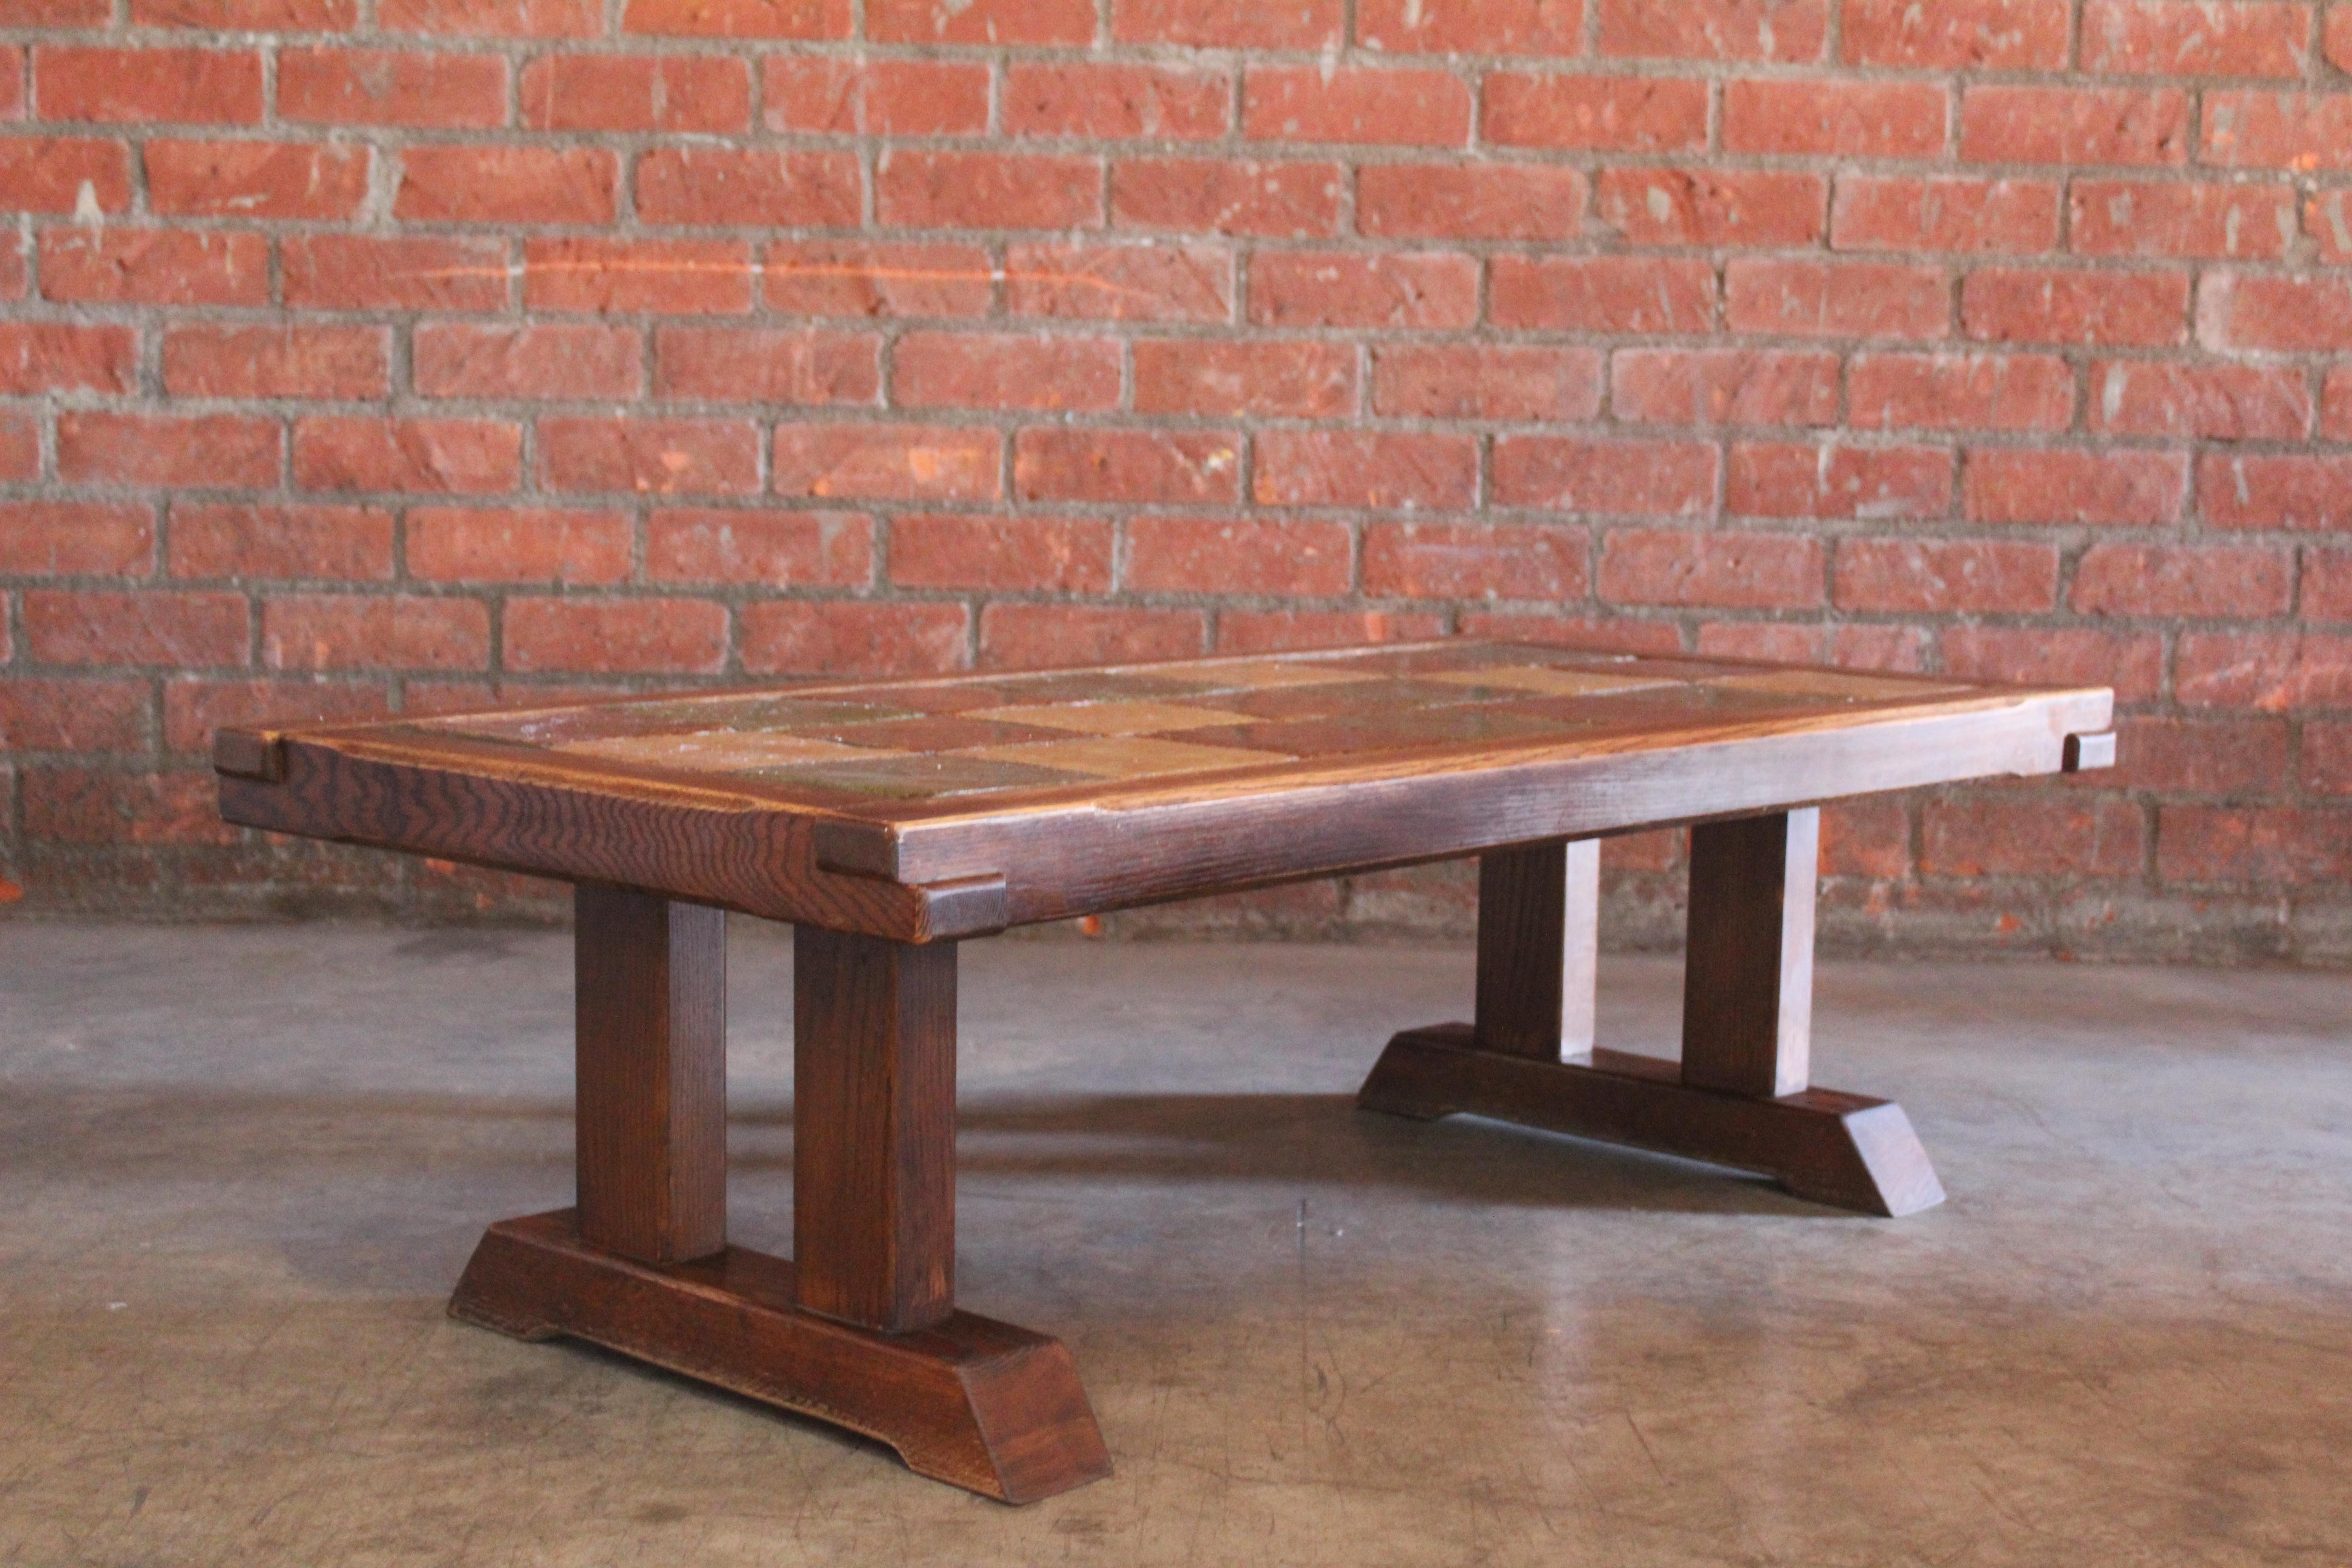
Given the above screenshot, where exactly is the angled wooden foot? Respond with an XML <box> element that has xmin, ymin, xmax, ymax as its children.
<box><xmin>1358</xmin><ymin>1026</ymin><xmax>1944</xmax><ymax>1216</ymax></box>
<box><xmin>447</xmin><ymin>887</ymin><xmax>1110</xmax><ymax>1503</ymax></box>
<box><xmin>1363</xmin><ymin>819</ymin><xmax>1943</xmax><ymax>1216</ymax></box>
<box><xmin>451</xmin><ymin>1211</ymin><xmax>1109</xmax><ymax>1503</ymax></box>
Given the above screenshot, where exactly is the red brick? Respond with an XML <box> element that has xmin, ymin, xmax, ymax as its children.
<box><xmin>2204</xmin><ymin>92</ymin><xmax>2352</xmax><ymax>171</ymax></box>
<box><xmin>57</xmin><ymin>412</ymin><xmax>277</xmax><ymax>487</ymax></box>
<box><xmin>1944</xmin><ymin>624</ymin><xmax>2163</xmax><ymax>700</ymax></box>
<box><xmin>655</xmin><ymin>326</ymin><xmax>877</xmax><ymax>405</ymax></box>
<box><xmin>775</xmin><ymin>423</ymin><xmax>1001</xmax><ymax>502</ymax></box>
<box><xmin>0</xmin><ymin>414</ymin><xmax>34</xmax><ymax>481</ymax></box>
<box><xmin>0</xmin><ymin>138</ymin><xmax>132</xmax><ymax>214</ymax></box>
<box><xmin>1356</xmin><ymin>162</ymin><xmax>1589</xmax><ymax>240</ymax></box>
<box><xmin>282</xmin><ymin>235</ymin><xmax>507</xmax><ymax>312</ymax></box>
<box><xmin>1482</xmin><ymin>72</ymin><xmax>1707</xmax><ymax>152</ymax></box>
<box><xmin>1830</xmin><ymin>177</ymin><xmax>2061</xmax><ymax>254</ymax></box>
<box><xmin>293</xmin><ymin>416</ymin><xmax>519</xmax><ymax>495</ymax></box>
<box><xmin>979</xmin><ymin>603</ymin><xmax>1205</xmax><ymax>668</ymax></box>
<box><xmin>1018</xmin><ymin>428</ymin><xmax>1241</xmax><ymax>505</ymax></box>
<box><xmin>877</xmin><ymin>152</ymin><xmax>1101</xmax><ymax>230</ymax></box>
<box><xmin>1965</xmin><ymin>448</ymin><xmax>2188</xmax><ymax>525</ymax></box>
<box><xmin>2090</xmin><ymin>363</ymin><xmax>2309</xmax><ymax>441</ymax></box>
<box><xmin>1004</xmin><ymin>242</ymin><xmax>1235</xmax><ymax>323</ymax></box>
<box><xmin>889</xmin><ymin>514</ymin><xmax>1112</xmax><ymax>592</ymax></box>
<box><xmin>2305</xmin><ymin>549</ymin><xmax>2352</xmax><ymax>622</ymax></box>
<box><xmin>2196</xmin><ymin>273</ymin><xmax>2352</xmax><ymax>353</ymax></box>
<box><xmin>2332</xmin><ymin>3</ymin><xmax>2352</xmax><ymax>69</ymax></box>
<box><xmin>381</xmin><ymin>0</ymin><xmax>600</xmax><ymax>34</ymax></box>
<box><xmin>413</xmin><ymin>323</ymin><xmax>643</xmax><ymax>401</ymax></box>
<box><xmin>764</xmin><ymin>241</ymin><xmax>995</xmax><ymax>318</ymax></box>
<box><xmin>2177</xmin><ymin>631</ymin><xmax>2352</xmax><ymax>708</ymax></box>
<box><xmin>763</xmin><ymin>57</ymin><xmax>985</xmax><ymax>136</ymax></box>
<box><xmin>1844</xmin><ymin>0</ymin><xmax>2070</xmax><ymax>67</ymax></box>
<box><xmin>1363</xmin><ymin>521</ymin><xmax>1588</xmax><ymax>600</ymax></box>
<box><xmin>0</xmin><ymin>501</ymin><xmax>154</xmax><ymax>576</ymax></box>
<box><xmin>1112</xmin><ymin>0</ymin><xmax>1341</xmax><ymax>49</ymax></box>
<box><xmin>39</xmin><ymin>229</ymin><xmax>268</xmax><ymax>306</ymax></box>
<box><xmin>132</xmin><ymin>0</ymin><xmax>358</xmax><ymax>21</ymax></box>
<box><xmin>1849</xmin><ymin>353</ymin><xmax>2075</xmax><ymax>432</ymax></box>
<box><xmin>1493</xmin><ymin>437</ymin><xmax>1717</xmax><ymax>514</ymax></box>
<box><xmin>622</xmin><ymin>0</ymin><xmax>848</xmax><ymax>36</ymax></box>
<box><xmin>1004</xmin><ymin>63</ymin><xmax>1228</xmax><ymax>141</ymax></box>
<box><xmin>1610</xmin><ymin>349</ymin><xmax>1841</xmax><ymax>428</ymax></box>
<box><xmin>407</xmin><ymin>508</ymin><xmax>632</xmax><ymax>584</ymax></box>
<box><xmin>1250</xmin><ymin>251</ymin><xmax>1478</xmax><ymax>328</ymax></box>
<box><xmin>1134</xmin><ymin>339</ymin><xmax>1356</xmax><ymax>418</ymax></box>
<box><xmin>1456</xmin><ymin>612</ymin><xmax>1683</xmax><ymax>654</ymax></box>
<box><xmin>2200</xmin><ymin>454</ymin><xmax>2352</xmax><ymax>531</ymax></box>
<box><xmin>162</xmin><ymin>680</ymin><xmax>392</xmax><ymax>757</ymax></box>
<box><xmin>1724</xmin><ymin>79</ymin><xmax>1947</xmax><ymax>158</ymax></box>
<box><xmin>740</xmin><ymin>600</ymin><xmax>969</xmax><ymax>677</ymax></box>
<box><xmin>524</xmin><ymin>54</ymin><xmax>750</xmax><ymax>133</ymax></box>
<box><xmin>1725</xmin><ymin>260</ymin><xmax>1948</xmax><ymax>340</ymax></box>
<box><xmin>504</xmin><ymin>597</ymin><xmax>728</xmax><ymax>675</ymax></box>
<box><xmin>0</xmin><ymin>323</ymin><xmax>137</xmax><ymax>394</ymax></box>
<box><xmin>1489</xmin><ymin>255</ymin><xmax>1716</xmax><ymax>333</ymax></box>
<box><xmin>1219</xmin><ymin>608</ymin><xmax>1450</xmax><ymax>652</ymax></box>
<box><xmin>1598</xmin><ymin>529</ymin><xmax>1824</xmax><ymax>608</ymax></box>
<box><xmin>2070</xmin><ymin>180</ymin><xmax>2296</xmax><ymax>261</ymax></box>
<box><xmin>1922</xmin><ymin>796</ymin><xmax>2143</xmax><ymax>879</ymax></box>
<box><xmin>1372</xmin><ymin>344</ymin><xmax>1603</xmax><ymax>422</ymax></box>
<box><xmin>2099</xmin><ymin>713</ymin><xmax>2288</xmax><ymax>794</ymax></box>
<box><xmin>35</xmin><ymin>47</ymin><xmax>262</xmax><ymax>123</ymax></box>
<box><xmin>277</xmin><ymin>48</ymin><xmax>505</xmax><ymax>127</ymax></box>
<box><xmin>24</xmin><ymin>769</ymin><xmax>237</xmax><ymax>847</ymax></box>
<box><xmin>869</xmin><ymin>0</ymin><xmax>1090</xmax><ymax>41</ymax></box>
<box><xmin>1820</xmin><ymin>797</ymin><xmax>1911</xmax><ymax>880</ymax></box>
<box><xmin>1610</xmin><ymin>168</ymin><xmax>1825</xmax><ymax>247</ymax></box>
<box><xmin>2328</xmin><ymin>368</ymin><xmax>2352</xmax><ymax>441</ymax></box>
<box><xmin>2312</xmin><ymin>190</ymin><xmax>2352</xmax><ymax>265</ymax></box>
<box><xmin>1358</xmin><ymin>0</ymin><xmax>1584</xmax><ymax>54</ymax></box>
<box><xmin>1112</xmin><ymin>158</ymin><xmax>1342</xmax><ymax>237</ymax></box>
<box><xmin>1729</xmin><ymin>443</ymin><xmax>1955</xmax><ymax>519</ymax></box>
<box><xmin>539</xmin><ymin>417</ymin><xmax>761</xmax><ymax>497</ymax></box>
<box><xmin>1598</xmin><ymin>0</ymin><xmax>1828</xmax><ymax>59</ymax></box>
<box><xmin>647</xmin><ymin>509</ymin><xmax>871</xmax><ymax>586</ymax></box>
<box><xmin>1963</xmin><ymin>267</ymin><xmax>2190</xmax><ymax>346</ymax></box>
<box><xmin>524</xmin><ymin>238</ymin><xmax>754</xmax><ymax>315</ymax></box>
<box><xmin>637</xmin><ymin>148</ymin><xmax>859</xmax><ymax>228</ymax></box>
<box><xmin>1960</xmin><ymin>87</ymin><xmax>2190</xmax><ymax>165</ymax></box>
<box><xmin>2305</xmin><ymin>722</ymin><xmax>2352</xmax><ymax>794</ymax></box>
<box><xmin>1254</xmin><ymin>431</ymin><xmax>1475</xmax><ymax>510</ymax></box>
<box><xmin>1243</xmin><ymin>66</ymin><xmax>1472</xmax><ymax>146</ymax></box>
<box><xmin>1127</xmin><ymin>517</ymin><xmax>1352</xmax><ymax>596</ymax></box>
<box><xmin>2072</xmin><ymin>542</ymin><xmax>2292</xmax><ymax>619</ymax></box>
<box><xmin>167</xmin><ymin>503</ymin><xmax>391</xmax><ymax>580</ymax></box>
<box><xmin>2159</xmin><ymin>806</ymin><xmax>2352</xmax><ymax>884</ymax></box>
<box><xmin>162</xmin><ymin>324</ymin><xmax>387</xmax><ymax>399</ymax></box>
<box><xmin>397</xmin><ymin>146</ymin><xmax>615</xmax><ymax>225</ymax></box>
<box><xmin>2083</xmin><ymin>0</ymin><xmax>2310</xmax><ymax>74</ymax></box>
<box><xmin>1836</xmin><ymin>538</ymin><xmax>2058</xmax><ymax>613</ymax></box>
<box><xmin>890</xmin><ymin>333</ymin><xmax>1121</xmax><ymax>412</ymax></box>
<box><xmin>27</xmin><ymin>589</ymin><xmax>250</xmax><ymax>666</ymax></box>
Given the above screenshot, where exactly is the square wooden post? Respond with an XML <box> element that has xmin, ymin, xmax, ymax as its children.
<box><xmin>1473</xmin><ymin>838</ymin><xmax>1600</xmax><ymax>1062</ymax></box>
<box><xmin>792</xmin><ymin>924</ymin><xmax>959</xmax><ymax>1334</ymax></box>
<box><xmin>574</xmin><ymin>882</ymin><xmax>728</xmax><ymax>1264</ymax></box>
<box><xmin>1680</xmin><ymin>809</ymin><xmax>1817</xmax><ymax>1100</ymax></box>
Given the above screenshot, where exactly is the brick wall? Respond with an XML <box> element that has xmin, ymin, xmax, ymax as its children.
<box><xmin>0</xmin><ymin>0</ymin><xmax>2346</xmax><ymax>960</ymax></box>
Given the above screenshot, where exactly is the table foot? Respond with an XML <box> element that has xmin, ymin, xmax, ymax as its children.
<box><xmin>1358</xmin><ymin>1024</ymin><xmax>1945</xmax><ymax>1217</ymax></box>
<box><xmin>449</xmin><ymin>1210</ymin><xmax>1112</xmax><ymax>1504</ymax></box>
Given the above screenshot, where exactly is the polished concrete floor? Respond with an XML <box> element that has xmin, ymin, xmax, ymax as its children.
<box><xmin>1</xmin><ymin>922</ymin><xmax>2347</xmax><ymax>1567</ymax></box>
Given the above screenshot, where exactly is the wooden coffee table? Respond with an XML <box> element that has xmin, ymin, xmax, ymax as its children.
<box><xmin>215</xmin><ymin>640</ymin><xmax>2113</xmax><ymax>1503</ymax></box>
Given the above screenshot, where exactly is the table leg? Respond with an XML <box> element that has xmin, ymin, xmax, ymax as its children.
<box><xmin>448</xmin><ymin>889</ymin><xmax>1110</xmax><ymax>1503</ymax></box>
<box><xmin>1358</xmin><ymin>816</ymin><xmax>1945</xmax><ymax>1217</ymax></box>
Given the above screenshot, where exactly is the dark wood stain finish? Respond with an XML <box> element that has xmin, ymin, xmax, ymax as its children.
<box><xmin>1475</xmin><ymin>843</ymin><xmax>1569</xmax><ymax>1060</ymax></box>
<box><xmin>1681</xmin><ymin>810</ymin><xmax>1817</xmax><ymax>1100</ymax></box>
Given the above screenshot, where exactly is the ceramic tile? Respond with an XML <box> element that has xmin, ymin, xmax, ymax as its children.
<box><xmin>965</xmin><ymin>701</ymin><xmax>1259</xmax><ymax>736</ymax></box>
<box><xmin>961</xmin><ymin>736</ymin><xmax>1294</xmax><ymax>780</ymax></box>
<box><xmin>560</xmin><ymin>731</ymin><xmax>890</xmax><ymax>771</ymax></box>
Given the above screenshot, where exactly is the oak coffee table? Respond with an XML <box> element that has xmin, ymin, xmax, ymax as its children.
<box><xmin>215</xmin><ymin>640</ymin><xmax>2114</xmax><ymax>1503</ymax></box>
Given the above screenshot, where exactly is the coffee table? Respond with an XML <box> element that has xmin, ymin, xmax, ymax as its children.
<box><xmin>215</xmin><ymin>640</ymin><xmax>2114</xmax><ymax>1502</ymax></box>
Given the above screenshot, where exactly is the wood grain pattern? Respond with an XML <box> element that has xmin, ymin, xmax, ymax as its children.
<box><xmin>1357</xmin><ymin>1025</ymin><xmax>1945</xmax><ymax>1218</ymax></box>
<box><xmin>573</xmin><ymin>884</ymin><xmax>727</xmax><ymax>1264</ymax></box>
<box><xmin>1475</xmin><ymin>843</ymin><xmax>1568</xmax><ymax>1060</ymax></box>
<box><xmin>448</xmin><ymin>1210</ymin><xmax>1111</xmax><ymax>1503</ymax></box>
<box><xmin>1681</xmin><ymin>811</ymin><xmax>1817</xmax><ymax>1100</ymax></box>
<box><xmin>792</xmin><ymin>925</ymin><xmax>958</xmax><ymax>1333</ymax></box>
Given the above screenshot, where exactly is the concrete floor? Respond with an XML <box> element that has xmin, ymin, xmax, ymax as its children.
<box><xmin>0</xmin><ymin>924</ymin><xmax>2347</xmax><ymax>1568</ymax></box>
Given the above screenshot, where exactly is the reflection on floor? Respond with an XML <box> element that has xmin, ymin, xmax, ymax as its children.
<box><xmin>2</xmin><ymin>921</ymin><xmax>2347</xmax><ymax>1566</ymax></box>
